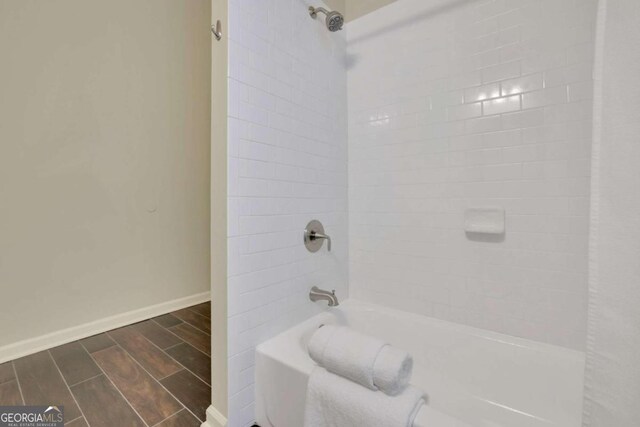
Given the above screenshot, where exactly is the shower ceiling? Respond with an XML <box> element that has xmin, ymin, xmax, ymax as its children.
<box><xmin>325</xmin><ymin>0</ymin><xmax>399</xmax><ymax>21</ymax></box>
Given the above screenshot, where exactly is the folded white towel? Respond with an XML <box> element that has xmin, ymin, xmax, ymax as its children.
<box><xmin>308</xmin><ymin>325</ymin><xmax>413</xmax><ymax>395</ymax></box>
<box><xmin>374</xmin><ymin>345</ymin><xmax>413</xmax><ymax>396</ymax></box>
<box><xmin>303</xmin><ymin>367</ymin><xmax>425</xmax><ymax>427</ymax></box>
<box><xmin>309</xmin><ymin>325</ymin><xmax>386</xmax><ymax>390</ymax></box>
<box><xmin>307</xmin><ymin>325</ymin><xmax>335</xmax><ymax>365</ymax></box>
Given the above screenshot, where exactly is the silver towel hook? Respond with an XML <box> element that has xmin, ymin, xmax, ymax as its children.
<box><xmin>211</xmin><ymin>20</ymin><xmax>222</xmax><ymax>41</ymax></box>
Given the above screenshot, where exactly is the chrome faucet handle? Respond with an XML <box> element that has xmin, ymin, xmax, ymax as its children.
<box><xmin>311</xmin><ymin>231</ymin><xmax>332</xmax><ymax>251</ymax></box>
<box><xmin>304</xmin><ymin>220</ymin><xmax>332</xmax><ymax>252</ymax></box>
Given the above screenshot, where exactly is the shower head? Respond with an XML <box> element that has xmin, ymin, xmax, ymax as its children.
<box><xmin>309</xmin><ymin>6</ymin><xmax>344</xmax><ymax>32</ymax></box>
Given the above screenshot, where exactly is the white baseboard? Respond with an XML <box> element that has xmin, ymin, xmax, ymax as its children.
<box><xmin>0</xmin><ymin>291</ymin><xmax>211</xmax><ymax>364</ymax></box>
<box><xmin>202</xmin><ymin>405</ymin><xmax>228</xmax><ymax>427</ymax></box>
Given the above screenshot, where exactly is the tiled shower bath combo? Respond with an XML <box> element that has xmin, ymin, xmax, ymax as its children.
<box><xmin>1</xmin><ymin>0</ymin><xmax>639</xmax><ymax>426</ymax></box>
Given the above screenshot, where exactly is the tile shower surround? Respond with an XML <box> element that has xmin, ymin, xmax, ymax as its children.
<box><xmin>226</xmin><ymin>0</ymin><xmax>348</xmax><ymax>425</ymax></box>
<box><xmin>348</xmin><ymin>0</ymin><xmax>596</xmax><ymax>350</ymax></box>
<box><xmin>225</xmin><ymin>0</ymin><xmax>596</xmax><ymax>424</ymax></box>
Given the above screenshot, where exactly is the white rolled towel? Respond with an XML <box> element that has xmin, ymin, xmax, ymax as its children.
<box><xmin>374</xmin><ymin>345</ymin><xmax>414</xmax><ymax>396</ymax></box>
<box><xmin>308</xmin><ymin>325</ymin><xmax>413</xmax><ymax>395</ymax></box>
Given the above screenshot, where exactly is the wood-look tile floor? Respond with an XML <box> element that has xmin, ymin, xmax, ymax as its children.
<box><xmin>0</xmin><ymin>302</ymin><xmax>212</xmax><ymax>427</ymax></box>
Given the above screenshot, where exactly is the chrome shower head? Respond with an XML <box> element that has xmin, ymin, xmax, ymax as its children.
<box><xmin>309</xmin><ymin>6</ymin><xmax>344</xmax><ymax>32</ymax></box>
<box><xmin>325</xmin><ymin>10</ymin><xmax>345</xmax><ymax>32</ymax></box>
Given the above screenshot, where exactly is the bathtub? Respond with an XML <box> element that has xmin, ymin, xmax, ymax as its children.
<box><xmin>255</xmin><ymin>300</ymin><xmax>585</xmax><ymax>427</ymax></box>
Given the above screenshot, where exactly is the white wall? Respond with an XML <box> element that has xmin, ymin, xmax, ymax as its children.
<box><xmin>211</xmin><ymin>0</ymin><xmax>230</xmax><ymax>421</ymax></box>
<box><xmin>226</xmin><ymin>0</ymin><xmax>348</xmax><ymax>425</ymax></box>
<box><xmin>0</xmin><ymin>0</ymin><xmax>211</xmax><ymax>350</ymax></box>
<box><xmin>325</xmin><ymin>0</ymin><xmax>346</xmax><ymax>15</ymax></box>
<box><xmin>345</xmin><ymin>0</ymin><xmax>399</xmax><ymax>21</ymax></box>
<box><xmin>583</xmin><ymin>0</ymin><xmax>640</xmax><ymax>424</ymax></box>
<box><xmin>348</xmin><ymin>0</ymin><xmax>597</xmax><ymax>350</ymax></box>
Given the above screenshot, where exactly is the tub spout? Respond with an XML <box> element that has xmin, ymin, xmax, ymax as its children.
<box><xmin>309</xmin><ymin>286</ymin><xmax>339</xmax><ymax>307</ymax></box>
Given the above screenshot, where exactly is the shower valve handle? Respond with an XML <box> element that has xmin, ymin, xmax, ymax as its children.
<box><xmin>310</xmin><ymin>231</ymin><xmax>332</xmax><ymax>252</ymax></box>
<box><xmin>304</xmin><ymin>220</ymin><xmax>332</xmax><ymax>253</ymax></box>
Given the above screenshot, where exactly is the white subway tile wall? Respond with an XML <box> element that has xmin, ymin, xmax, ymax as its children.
<box><xmin>348</xmin><ymin>0</ymin><xmax>596</xmax><ymax>350</ymax></box>
<box><xmin>227</xmin><ymin>0</ymin><xmax>348</xmax><ymax>425</ymax></box>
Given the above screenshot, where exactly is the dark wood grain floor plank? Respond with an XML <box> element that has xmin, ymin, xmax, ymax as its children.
<box><xmin>160</xmin><ymin>370</ymin><xmax>210</xmax><ymax>422</ymax></box>
<box><xmin>108</xmin><ymin>326</ymin><xmax>182</xmax><ymax>380</ymax></box>
<box><xmin>71</xmin><ymin>375</ymin><xmax>145</xmax><ymax>427</ymax></box>
<box><xmin>168</xmin><ymin>323</ymin><xmax>211</xmax><ymax>356</ymax></box>
<box><xmin>134</xmin><ymin>320</ymin><xmax>183</xmax><ymax>350</ymax></box>
<box><xmin>188</xmin><ymin>302</ymin><xmax>211</xmax><ymax>319</ymax></box>
<box><xmin>49</xmin><ymin>342</ymin><xmax>101</xmax><ymax>386</ymax></box>
<box><xmin>13</xmin><ymin>351</ymin><xmax>81</xmax><ymax>420</ymax></box>
<box><xmin>165</xmin><ymin>343</ymin><xmax>210</xmax><ymax>385</ymax></box>
<box><xmin>0</xmin><ymin>362</ymin><xmax>15</xmax><ymax>384</ymax></box>
<box><xmin>171</xmin><ymin>309</ymin><xmax>211</xmax><ymax>335</ymax></box>
<box><xmin>80</xmin><ymin>333</ymin><xmax>116</xmax><ymax>354</ymax></box>
<box><xmin>154</xmin><ymin>314</ymin><xmax>183</xmax><ymax>328</ymax></box>
<box><xmin>66</xmin><ymin>417</ymin><xmax>89</xmax><ymax>427</ymax></box>
<box><xmin>93</xmin><ymin>346</ymin><xmax>182</xmax><ymax>426</ymax></box>
<box><xmin>156</xmin><ymin>409</ymin><xmax>201</xmax><ymax>427</ymax></box>
<box><xmin>0</xmin><ymin>380</ymin><xmax>23</xmax><ymax>405</ymax></box>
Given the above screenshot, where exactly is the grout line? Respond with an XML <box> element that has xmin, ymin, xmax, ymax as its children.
<box><xmin>149</xmin><ymin>408</ymin><xmax>185</xmax><ymax>427</ymax></box>
<box><xmin>65</xmin><ymin>415</ymin><xmax>84</xmax><ymax>424</ymax></box>
<box><xmin>178</xmin><ymin>322</ymin><xmax>210</xmax><ymax>336</ymax></box>
<box><xmin>107</xmin><ymin>342</ymin><xmax>203</xmax><ymax>424</ymax></box>
<box><xmin>150</xmin><ymin>321</ymin><xmax>212</xmax><ymax>383</ymax></box>
<box><xmin>166</xmin><ymin>338</ymin><xmax>211</xmax><ymax>361</ymax></box>
<box><xmin>46</xmin><ymin>350</ymin><xmax>91</xmax><ymax>427</ymax></box>
<box><xmin>67</xmin><ymin>373</ymin><xmax>104</xmax><ymax>388</ymax></box>
<box><xmin>78</xmin><ymin>338</ymin><xmax>116</xmax><ymax>355</ymax></box>
<box><xmin>152</xmin><ymin>320</ymin><xmax>184</xmax><ymax>330</ymax></box>
<box><xmin>132</xmin><ymin>327</ymin><xmax>185</xmax><ymax>353</ymax></box>
<box><xmin>160</xmin><ymin>324</ymin><xmax>211</xmax><ymax>358</ymax></box>
<box><xmin>160</xmin><ymin>322</ymin><xmax>211</xmax><ymax>359</ymax></box>
<box><xmin>171</xmin><ymin>312</ymin><xmax>211</xmax><ymax>336</ymax></box>
<box><xmin>228</xmin><ymin>382</ymin><xmax>254</xmax><ymax>401</ymax></box>
<box><xmin>187</xmin><ymin>309</ymin><xmax>211</xmax><ymax>321</ymax></box>
<box><xmin>82</xmin><ymin>346</ymin><xmax>150</xmax><ymax>427</ymax></box>
<box><xmin>104</xmin><ymin>325</ymin><xmax>207</xmax><ymax>423</ymax></box>
<box><xmin>151</xmin><ymin>318</ymin><xmax>182</xmax><ymax>331</ymax></box>
<box><xmin>186</xmin><ymin>303</ymin><xmax>211</xmax><ymax>321</ymax></box>
<box><xmin>153</xmin><ymin>341</ymin><xmax>211</xmax><ymax>387</ymax></box>
<box><xmin>238</xmin><ymin>364</ymin><xmax>253</xmax><ymax>375</ymax></box>
<box><xmin>157</xmin><ymin>370</ymin><xmax>180</xmax><ymax>382</ymax></box>
<box><xmin>162</xmin><ymin>342</ymin><xmax>185</xmax><ymax>352</ymax></box>
<box><xmin>10</xmin><ymin>362</ymin><xmax>25</xmax><ymax>406</ymax></box>
<box><xmin>104</xmin><ymin>330</ymin><xmax>191</xmax><ymax>383</ymax></box>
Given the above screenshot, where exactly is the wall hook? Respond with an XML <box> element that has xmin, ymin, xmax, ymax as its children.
<box><xmin>211</xmin><ymin>20</ymin><xmax>222</xmax><ymax>41</ymax></box>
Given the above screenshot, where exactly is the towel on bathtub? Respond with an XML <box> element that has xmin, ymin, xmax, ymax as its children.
<box><xmin>308</xmin><ymin>325</ymin><xmax>384</xmax><ymax>390</ymax></box>
<box><xmin>374</xmin><ymin>345</ymin><xmax>414</xmax><ymax>396</ymax></box>
<box><xmin>308</xmin><ymin>325</ymin><xmax>413</xmax><ymax>395</ymax></box>
<box><xmin>303</xmin><ymin>367</ymin><xmax>425</xmax><ymax>427</ymax></box>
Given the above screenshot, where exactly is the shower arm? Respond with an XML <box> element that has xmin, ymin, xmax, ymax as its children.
<box><xmin>309</xmin><ymin>6</ymin><xmax>330</xmax><ymax>18</ymax></box>
<box><xmin>308</xmin><ymin>5</ymin><xmax>344</xmax><ymax>32</ymax></box>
